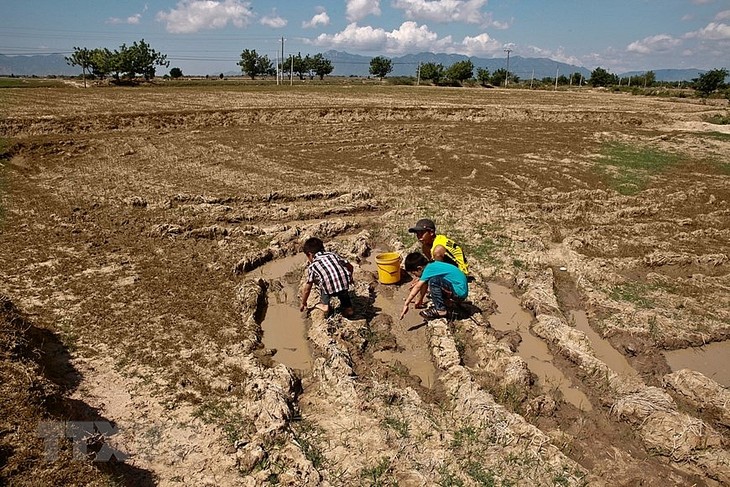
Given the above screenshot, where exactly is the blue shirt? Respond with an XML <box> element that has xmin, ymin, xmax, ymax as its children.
<box><xmin>420</xmin><ymin>261</ymin><xmax>468</xmax><ymax>298</ymax></box>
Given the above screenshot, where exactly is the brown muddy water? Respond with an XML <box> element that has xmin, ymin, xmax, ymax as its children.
<box><xmin>571</xmin><ymin>310</ymin><xmax>639</xmax><ymax>379</ymax></box>
<box><xmin>664</xmin><ymin>340</ymin><xmax>730</xmax><ymax>388</ymax></box>
<box><xmin>256</xmin><ymin>254</ymin><xmax>313</xmax><ymax>372</ymax></box>
<box><xmin>488</xmin><ymin>283</ymin><xmax>593</xmax><ymax>411</ymax></box>
<box><xmin>372</xmin><ymin>284</ymin><xmax>437</xmax><ymax>388</ymax></box>
<box><xmin>363</xmin><ymin>255</ymin><xmax>437</xmax><ymax>388</ymax></box>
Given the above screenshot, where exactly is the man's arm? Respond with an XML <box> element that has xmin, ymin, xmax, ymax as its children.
<box><xmin>432</xmin><ymin>244</ymin><xmax>447</xmax><ymax>261</ymax></box>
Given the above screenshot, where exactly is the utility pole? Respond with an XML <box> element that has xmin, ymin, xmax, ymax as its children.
<box><xmin>281</xmin><ymin>36</ymin><xmax>285</xmax><ymax>86</ymax></box>
<box><xmin>504</xmin><ymin>48</ymin><xmax>512</xmax><ymax>87</ymax></box>
<box><xmin>554</xmin><ymin>65</ymin><xmax>559</xmax><ymax>91</ymax></box>
<box><xmin>416</xmin><ymin>62</ymin><xmax>421</xmax><ymax>86</ymax></box>
<box><xmin>530</xmin><ymin>68</ymin><xmax>534</xmax><ymax>89</ymax></box>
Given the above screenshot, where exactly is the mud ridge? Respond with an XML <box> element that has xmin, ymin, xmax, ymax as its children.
<box><xmin>519</xmin><ymin>267</ymin><xmax>730</xmax><ymax>483</ymax></box>
<box><xmin>0</xmin><ymin>106</ymin><xmax>660</xmax><ymax>138</ymax></box>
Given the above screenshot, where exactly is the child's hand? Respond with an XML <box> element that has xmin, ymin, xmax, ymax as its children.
<box><xmin>299</xmin><ymin>302</ymin><xmax>306</xmax><ymax>312</ymax></box>
<box><xmin>399</xmin><ymin>303</ymin><xmax>409</xmax><ymax>320</ymax></box>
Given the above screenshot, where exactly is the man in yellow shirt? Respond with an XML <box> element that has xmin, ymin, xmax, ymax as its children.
<box><xmin>408</xmin><ymin>219</ymin><xmax>469</xmax><ymax>275</ymax></box>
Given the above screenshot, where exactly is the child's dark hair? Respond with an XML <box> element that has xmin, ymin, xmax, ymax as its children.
<box><xmin>404</xmin><ymin>252</ymin><xmax>429</xmax><ymax>271</ymax></box>
<box><xmin>302</xmin><ymin>237</ymin><xmax>325</xmax><ymax>255</ymax></box>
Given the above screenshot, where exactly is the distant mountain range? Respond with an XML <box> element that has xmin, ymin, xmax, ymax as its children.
<box><xmin>0</xmin><ymin>51</ymin><xmax>713</xmax><ymax>82</ymax></box>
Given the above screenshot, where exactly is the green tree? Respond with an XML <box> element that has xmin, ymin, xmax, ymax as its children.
<box><xmin>130</xmin><ymin>39</ymin><xmax>168</xmax><ymax>79</ymax></box>
<box><xmin>569</xmin><ymin>72</ymin><xmax>583</xmax><ymax>85</ymax></box>
<box><xmin>113</xmin><ymin>39</ymin><xmax>168</xmax><ymax>80</ymax></box>
<box><xmin>420</xmin><ymin>62</ymin><xmax>444</xmax><ymax>84</ymax></box>
<box><xmin>476</xmin><ymin>67</ymin><xmax>490</xmax><ymax>86</ymax></box>
<box><xmin>491</xmin><ymin>68</ymin><xmax>508</xmax><ymax>87</ymax></box>
<box><xmin>238</xmin><ymin>49</ymin><xmax>261</xmax><ymax>79</ymax></box>
<box><xmin>692</xmin><ymin>68</ymin><xmax>728</xmax><ymax>96</ymax></box>
<box><xmin>257</xmin><ymin>55</ymin><xmax>274</xmax><ymax>78</ymax></box>
<box><xmin>445</xmin><ymin>60</ymin><xmax>473</xmax><ymax>84</ymax></box>
<box><xmin>310</xmin><ymin>53</ymin><xmax>334</xmax><ymax>80</ymax></box>
<box><xmin>170</xmin><ymin>67</ymin><xmax>183</xmax><ymax>79</ymax></box>
<box><xmin>285</xmin><ymin>53</ymin><xmax>308</xmax><ymax>80</ymax></box>
<box><xmin>65</xmin><ymin>47</ymin><xmax>92</xmax><ymax>86</ymax></box>
<box><xmin>589</xmin><ymin>67</ymin><xmax>615</xmax><ymax>87</ymax></box>
<box><xmin>369</xmin><ymin>56</ymin><xmax>393</xmax><ymax>80</ymax></box>
<box><xmin>89</xmin><ymin>48</ymin><xmax>114</xmax><ymax>80</ymax></box>
<box><xmin>643</xmin><ymin>70</ymin><xmax>656</xmax><ymax>87</ymax></box>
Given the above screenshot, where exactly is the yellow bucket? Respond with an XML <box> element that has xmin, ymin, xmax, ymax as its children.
<box><xmin>375</xmin><ymin>252</ymin><xmax>402</xmax><ymax>284</ymax></box>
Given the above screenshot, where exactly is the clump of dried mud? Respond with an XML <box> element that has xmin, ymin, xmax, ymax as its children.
<box><xmin>1</xmin><ymin>85</ymin><xmax>728</xmax><ymax>485</ymax></box>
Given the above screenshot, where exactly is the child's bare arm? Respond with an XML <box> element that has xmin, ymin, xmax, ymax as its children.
<box><xmin>400</xmin><ymin>279</ymin><xmax>426</xmax><ymax>319</ymax></box>
<box><xmin>300</xmin><ymin>282</ymin><xmax>313</xmax><ymax>311</ymax></box>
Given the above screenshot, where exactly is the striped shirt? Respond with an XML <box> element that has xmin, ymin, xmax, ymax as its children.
<box><xmin>306</xmin><ymin>251</ymin><xmax>352</xmax><ymax>295</ymax></box>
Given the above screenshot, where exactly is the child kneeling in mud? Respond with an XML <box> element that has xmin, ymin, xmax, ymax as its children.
<box><xmin>400</xmin><ymin>252</ymin><xmax>468</xmax><ymax>321</ymax></box>
<box><xmin>299</xmin><ymin>237</ymin><xmax>354</xmax><ymax>318</ymax></box>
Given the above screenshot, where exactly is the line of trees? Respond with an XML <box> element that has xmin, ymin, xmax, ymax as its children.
<box><xmin>588</xmin><ymin>66</ymin><xmax>728</xmax><ymax>96</ymax></box>
<box><xmin>238</xmin><ymin>50</ymin><xmax>334</xmax><ymax>80</ymax></box>
<box><xmin>65</xmin><ymin>40</ymin><xmax>169</xmax><ymax>84</ymax></box>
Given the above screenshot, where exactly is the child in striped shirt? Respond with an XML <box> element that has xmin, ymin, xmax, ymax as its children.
<box><xmin>299</xmin><ymin>237</ymin><xmax>354</xmax><ymax>318</ymax></box>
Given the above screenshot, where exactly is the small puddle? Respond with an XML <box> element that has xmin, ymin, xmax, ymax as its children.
<box><xmin>571</xmin><ymin>310</ymin><xmax>639</xmax><ymax>379</ymax></box>
<box><xmin>488</xmin><ymin>284</ymin><xmax>593</xmax><ymax>411</ymax></box>
<box><xmin>256</xmin><ymin>254</ymin><xmax>313</xmax><ymax>372</ymax></box>
<box><xmin>663</xmin><ymin>340</ymin><xmax>730</xmax><ymax>388</ymax></box>
<box><xmin>364</xmin><ymin>256</ymin><xmax>437</xmax><ymax>388</ymax></box>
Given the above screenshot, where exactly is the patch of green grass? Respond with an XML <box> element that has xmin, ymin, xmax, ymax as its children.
<box><xmin>464</xmin><ymin>461</ymin><xmax>496</xmax><ymax>486</ymax></box>
<box><xmin>702</xmin><ymin>131</ymin><xmax>730</xmax><ymax>142</ymax></box>
<box><xmin>382</xmin><ymin>416</ymin><xmax>410</xmax><ymax>438</ymax></box>
<box><xmin>705</xmin><ymin>113</ymin><xmax>730</xmax><ymax>125</ymax></box>
<box><xmin>438</xmin><ymin>466</ymin><xmax>465</xmax><ymax>487</ymax></box>
<box><xmin>361</xmin><ymin>456</ymin><xmax>393</xmax><ymax>486</ymax></box>
<box><xmin>0</xmin><ymin>77</ymin><xmax>67</xmax><ymax>88</ymax></box>
<box><xmin>192</xmin><ymin>399</ymin><xmax>251</xmax><ymax>444</ymax></box>
<box><xmin>451</xmin><ymin>426</ymin><xmax>478</xmax><ymax>449</ymax></box>
<box><xmin>291</xmin><ymin>419</ymin><xmax>326</xmax><ymax>469</ymax></box>
<box><xmin>595</xmin><ymin>142</ymin><xmax>680</xmax><ymax>195</ymax></box>
<box><xmin>609</xmin><ymin>282</ymin><xmax>656</xmax><ymax>309</ymax></box>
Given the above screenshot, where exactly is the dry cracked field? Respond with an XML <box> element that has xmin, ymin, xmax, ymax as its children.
<box><xmin>1</xmin><ymin>82</ymin><xmax>729</xmax><ymax>486</ymax></box>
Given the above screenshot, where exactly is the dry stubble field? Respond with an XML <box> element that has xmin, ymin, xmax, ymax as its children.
<box><xmin>1</xmin><ymin>82</ymin><xmax>729</xmax><ymax>486</ymax></box>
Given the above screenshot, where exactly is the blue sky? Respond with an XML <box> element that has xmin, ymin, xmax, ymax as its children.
<box><xmin>2</xmin><ymin>0</ymin><xmax>728</xmax><ymax>75</ymax></box>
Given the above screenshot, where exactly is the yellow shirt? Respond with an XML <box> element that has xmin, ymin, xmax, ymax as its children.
<box><xmin>432</xmin><ymin>234</ymin><xmax>468</xmax><ymax>275</ymax></box>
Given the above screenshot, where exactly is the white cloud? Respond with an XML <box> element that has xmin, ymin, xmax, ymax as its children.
<box><xmin>309</xmin><ymin>21</ymin><xmax>452</xmax><ymax>54</ymax></box>
<box><xmin>156</xmin><ymin>0</ymin><xmax>254</xmax><ymax>34</ymax></box>
<box><xmin>685</xmin><ymin>21</ymin><xmax>730</xmax><ymax>40</ymax></box>
<box><xmin>716</xmin><ymin>10</ymin><xmax>730</xmax><ymax>21</ymax></box>
<box><xmin>260</xmin><ymin>10</ymin><xmax>287</xmax><ymax>28</ymax></box>
<box><xmin>303</xmin><ymin>9</ymin><xmax>330</xmax><ymax>28</ymax></box>
<box><xmin>106</xmin><ymin>13</ymin><xmax>142</xmax><ymax>25</ymax></box>
<box><xmin>626</xmin><ymin>34</ymin><xmax>681</xmax><ymax>54</ymax></box>
<box><xmin>457</xmin><ymin>33</ymin><xmax>502</xmax><ymax>56</ymax></box>
<box><xmin>392</xmin><ymin>0</ymin><xmax>490</xmax><ymax>25</ymax></box>
<box><xmin>346</xmin><ymin>0</ymin><xmax>381</xmax><ymax>22</ymax></box>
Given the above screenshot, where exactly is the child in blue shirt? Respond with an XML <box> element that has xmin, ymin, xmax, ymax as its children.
<box><xmin>400</xmin><ymin>252</ymin><xmax>468</xmax><ymax>320</ymax></box>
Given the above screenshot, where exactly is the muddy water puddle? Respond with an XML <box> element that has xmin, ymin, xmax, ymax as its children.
<box><xmin>571</xmin><ymin>310</ymin><xmax>638</xmax><ymax>379</ymax></box>
<box><xmin>256</xmin><ymin>254</ymin><xmax>313</xmax><ymax>372</ymax></box>
<box><xmin>363</xmin><ymin>257</ymin><xmax>437</xmax><ymax>388</ymax></box>
<box><xmin>488</xmin><ymin>284</ymin><xmax>593</xmax><ymax>411</ymax></box>
<box><xmin>664</xmin><ymin>340</ymin><xmax>730</xmax><ymax>387</ymax></box>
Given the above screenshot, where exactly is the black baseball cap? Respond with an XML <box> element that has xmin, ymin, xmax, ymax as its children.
<box><xmin>408</xmin><ymin>218</ymin><xmax>436</xmax><ymax>233</ymax></box>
